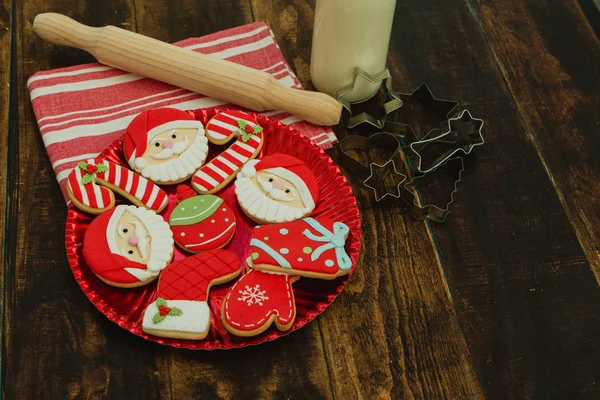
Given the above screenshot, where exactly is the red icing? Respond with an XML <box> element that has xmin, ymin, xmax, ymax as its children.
<box><xmin>245</xmin><ymin>124</ymin><xmax>254</xmax><ymax>133</ymax></box>
<box><xmin>222</xmin><ymin>269</ymin><xmax>296</xmax><ymax>333</ymax></box>
<box><xmin>171</xmin><ymin>199</ymin><xmax>236</xmax><ymax>253</ymax></box>
<box><xmin>249</xmin><ymin>217</ymin><xmax>349</xmax><ymax>277</ymax></box>
<box><xmin>158</xmin><ymin>306</ymin><xmax>171</xmax><ymax>316</ymax></box>
<box><xmin>156</xmin><ymin>250</ymin><xmax>241</xmax><ymax>302</ymax></box>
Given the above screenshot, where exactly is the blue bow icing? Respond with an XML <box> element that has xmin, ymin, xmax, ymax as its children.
<box><xmin>302</xmin><ymin>218</ymin><xmax>352</xmax><ymax>270</ymax></box>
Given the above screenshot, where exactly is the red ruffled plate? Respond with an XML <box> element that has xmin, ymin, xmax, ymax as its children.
<box><xmin>65</xmin><ymin>108</ymin><xmax>362</xmax><ymax>349</ymax></box>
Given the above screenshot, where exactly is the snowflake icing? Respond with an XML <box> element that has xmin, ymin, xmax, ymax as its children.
<box><xmin>237</xmin><ymin>284</ymin><xmax>269</xmax><ymax>306</ymax></box>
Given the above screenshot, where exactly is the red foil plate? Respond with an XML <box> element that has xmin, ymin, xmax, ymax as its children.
<box><xmin>65</xmin><ymin>109</ymin><xmax>362</xmax><ymax>349</ymax></box>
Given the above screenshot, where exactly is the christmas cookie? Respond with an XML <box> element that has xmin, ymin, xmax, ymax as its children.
<box><xmin>234</xmin><ymin>154</ymin><xmax>319</xmax><ymax>224</ymax></box>
<box><xmin>82</xmin><ymin>205</ymin><xmax>174</xmax><ymax>288</ymax></box>
<box><xmin>191</xmin><ymin>111</ymin><xmax>264</xmax><ymax>195</ymax></box>
<box><xmin>221</xmin><ymin>269</ymin><xmax>299</xmax><ymax>337</ymax></box>
<box><xmin>67</xmin><ymin>158</ymin><xmax>169</xmax><ymax>215</ymax></box>
<box><xmin>123</xmin><ymin>108</ymin><xmax>209</xmax><ymax>184</ymax></box>
<box><xmin>169</xmin><ymin>193</ymin><xmax>236</xmax><ymax>253</ymax></box>
<box><xmin>142</xmin><ymin>250</ymin><xmax>242</xmax><ymax>340</ymax></box>
<box><xmin>247</xmin><ymin>217</ymin><xmax>352</xmax><ymax>280</ymax></box>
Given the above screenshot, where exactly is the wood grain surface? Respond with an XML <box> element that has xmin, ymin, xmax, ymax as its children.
<box><xmin>3</xmin><ymin>0</ymin><xmax>600</xmax><ymax>399</ymax></box>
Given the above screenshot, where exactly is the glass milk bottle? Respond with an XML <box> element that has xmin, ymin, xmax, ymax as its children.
<box><xmin>310</xmin><ymin>0</ymin><xmax>397</xmax><ymax>103</ymax></box>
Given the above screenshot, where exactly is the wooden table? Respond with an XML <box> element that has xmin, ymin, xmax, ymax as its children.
<box><xmin>2</xmin><ymin>0</ymin><xmax>599</xmax><ymax>398</ymax></box>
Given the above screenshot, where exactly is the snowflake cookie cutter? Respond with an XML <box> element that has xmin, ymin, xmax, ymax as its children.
<box><xmin>336</xmin><ymin>67</ymin><xmax>403</xmax><ymax>129</ymax></box>
<box><xmin>408</xmin><ymin>109</ymin><xmax>484</xmax><ymax>173</ymax></box>
<box><xmin>401</xmin><ymin>157</ymin><xmax>464</xmax><ymax>222</ymax></box>
<box><xmin>363</xmin><ymin>159</ymin><xmax>407</xmax><ymax>202</ymax></box>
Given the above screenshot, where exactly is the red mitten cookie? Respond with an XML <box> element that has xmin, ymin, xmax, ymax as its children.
<box><xmin>169</xmin><ymin>194</ymin><xmax>236</xmax><ymax>253</ymax></box>
<box><xmin>191</xmin><ymin>111</ymin><xmax>264</xmax><ymax>195</ymax></box>
<box><xmin>234</xmin><ymin>154</ymin><xmax>319</xmax><ymax>224</ymax></box>
<box><xmin>123</xmin><ymin>108</ymin><xmax>209</xmax><ymax>184</ymax></box>
<box><xmin>142</xmin><ymin>250</ymin><xmax>242</xmax><ymax>340</ymax></box>
<box><xmin>221</xmin><ymin>269</ymin><xmax>299</xmax><ymax>337</ymax></box>
<box><xmin>67</xmin><ymin>158</ymin><xmax>168</xmax><ymax>215</ymax></box>
<box><xmin>82</xmin><ymin>205</ymin><xmax>174</xmax><ymax>288</ymax></box>
<box><xmin>248</xmin><ymin>217</ymin><xmax>352</xmax><ymax>279</ymax></box>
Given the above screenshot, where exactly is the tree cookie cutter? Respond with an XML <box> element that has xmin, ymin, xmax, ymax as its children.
<box><xmin>401</xmin><ymin>157</ymin><xmax>464</xmax><ymax>222</ymax></box>
<box><xmin>408</xmin><ymin>109</ymin><xmax>484</xmax><ymax>173</ymax></box>
<box><xmin>336</xmin><ymin>67</ymin><xmax>403</xmax><ymax>129</ymax></box>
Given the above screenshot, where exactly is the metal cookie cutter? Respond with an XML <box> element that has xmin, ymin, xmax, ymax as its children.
<box><xmin>396</xmin><ymin>83</ymin><xmax>458</xmax><ymax>139</ymax></box>
<box><xmin>363</xmin><ymin>160</ymin><xmax>406</xmax><ymax>201</ymax></box>
<box><xmin>408</xmin><ymin>109</ymin><xmax>484</xmax><ymax>173</ymax></box>
<box><xmin>337</xmin><ymin>132</ymin><xmax>406</xmax><ymax>200</ymax></box>
<box><xmin>401</xmin><ymin>157</ymin><xmax>464</xmax><ymax>222</ymax></box>
<box><xmin>336</xmin><ymin>67</ymin><xmax>403</xmax><ymax>129</ymax></box>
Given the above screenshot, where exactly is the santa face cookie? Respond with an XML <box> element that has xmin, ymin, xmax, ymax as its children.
<box><xmin>142</xmin><ymin>250</ymin><xmax>242</xmax><ymax>340</ymax></box>
<box><xmin>234</xmin><ymin>154</ymin><xmax>319</xmax><ymax>224</ymax></box>
<box><xmin>191</xmin><ymin>110</ymin><xmax>264</xmax><ymax>195</ymax></box>
<box><xmin>221</xmin><ymin>269</ymin><xmax>299</xmax><ymax>337</ymax></box>
<box><xmin>82</xmin><ymin>205</ymin><xmax>174</xmax><ymax>288</ymax></box>
<box><xmin>169</xmin><ymin>195</ymin><xmax>236</xmax><ymax>253</ymax></box>
<box><xmin>248</xmin><ymin>217</ymin><xmax>352</xmax><ymax>280</ymax></box>
<box><xmin>123</xmin><ymin>108</ymin><xmax>209</xmax><ymax>184</ymax></box>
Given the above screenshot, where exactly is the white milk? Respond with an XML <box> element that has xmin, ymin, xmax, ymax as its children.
<box><xmin>310</xmin><ymin>0</ymin><xmax>397</xmax><ymax>103</ymax></box>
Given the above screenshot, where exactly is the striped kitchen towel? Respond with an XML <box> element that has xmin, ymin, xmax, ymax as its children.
<box><xmin>28</xmin><ymin>22</ymin><xmax>338</xmax><ymax>204</ymax></box>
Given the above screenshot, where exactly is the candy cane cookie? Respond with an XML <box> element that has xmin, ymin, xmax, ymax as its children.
<box><xmin>191</xmin><ymin>111</ymin><xmax>264</xmax><ymax>195</ymax></box>
<box><xmin>66</xmin><ymin>158</ymin><xmax>168</xmax><ymax>215</ymax></box>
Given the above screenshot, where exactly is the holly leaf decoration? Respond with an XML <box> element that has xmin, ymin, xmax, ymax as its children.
<box><xmin>156</xmin><ymin>297</ymin><xmax>168</xmax><ymax>307</ymax></box>
<box><xmin>169</xmin><ymin>307</ymin><xmax>183</xmax><ymax>316</ymax></box>
<box><xmin>96</xmin><ymin>164</ymin><xmax>108</xmax><ymax>173</ymax></box>
<box><xmin>241</xmin><ymin>132</ymin><xmax>252</xmax><ymax>143</ymax></box>
<box><xmin>78</xmin><ymin>161</ymin><xmax>88</xmax><ymax>171</ymax></box>
<box><xmin>152</xmin><ymin>312</ymin><xmax>167</xmax><ymax>324</ymax></box>
<box><xmin>237</xmin><ymin>119</ymin><xmax>248</xmax><ymax>131</ymax></box>
<box><xmin>81</xmin><ymin>174</ymin><xmax>94</xmax><ymax>184</ymax></box>
<box><xmin>253</xmin><ymin>125</ymin><xmax>263</xmax><ymax>134</ymax></box>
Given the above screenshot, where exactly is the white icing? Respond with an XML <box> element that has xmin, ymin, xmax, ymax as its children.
<box><xmin>124</xmin><ymin>267</ymin><xmax>154</xmax><ymax>282</ymax></box>
<box><xmin>185</xmin><ymin>223</ymin><xmax>236</xmax><ymax>248</ymax></box>
<box><xmin>263</xmin><ymin>167</ymin><xmax>315</xmax><ymax>210</ymax></box>
<box><xmin>142</xmin><ymin>300</ymin><xmax>210</xmax><ymax>334</ymax></box>
<box><xmin>280</xmin><ymin>229</ymin><xmax>289</xmax><ymax>235</ymax></box>
<box><xmin>234</xmin><ymin>176</ymin><xmax>308</xmax><ymax>223</ymax></box>
<box><xmin>280</xmin><ymin>248</ymin><xmax>289</xmax><ymax>254</ymax></box>
<box><xmin>136</xmin><ymin>128</ymin><xmax>208</xmax><ymax>182</ymax></box>
<box><xmin>106</xmin><ymin>205</ymin><xmax>129</xmax><ymax>254</ymax></box>
<box><xmin>128</xmin><ymin>206</ymin><xmax>174</xmax><ymax>273</ymax></box>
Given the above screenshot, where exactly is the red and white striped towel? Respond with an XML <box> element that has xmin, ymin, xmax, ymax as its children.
<box><xmin>29</xmin><ymin>22</ymin><xmax>338</xmax><ymax>204</ymax></box>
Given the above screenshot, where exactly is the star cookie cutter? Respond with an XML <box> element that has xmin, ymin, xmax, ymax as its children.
<box><xmin>401</xmin><ymin>157</ymin><xmax>464</xmax><ymax>222</ymax></box>
<box><xmin>396</xmin><ymin>83</ymin><xmax>459</xmax><ymax>139</ymax></box>
<box><xmin>408</xmin><ymin>109</ymin><xmax>484</xmax><ymax>173</ymax></box>
<box><xmin>336</xmin><ymin>67</ymin><xmax>403</xmax><ymax>129</ymax></box>
<box><xmin>337</xmin><ymin>132</ymin><xmax>402</xmax><ymax>179</ymax></box>
<box><xmin>363</xmin><ymin>160</ymin><xmax>406</xmax><ymax>201</ymax></box>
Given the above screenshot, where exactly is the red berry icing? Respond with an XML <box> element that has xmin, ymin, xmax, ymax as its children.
<box><xmin>244</xmin><ymin>124</ymin><xmax>254</xmax><ymax>133</ymax></box>
<box><xmin>158</xmin><ymin>305</ymin><xmax>171</xmax><ymax>316</ymax></box>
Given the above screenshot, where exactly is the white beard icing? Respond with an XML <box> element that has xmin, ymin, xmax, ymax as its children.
<box><xmin>256</xmin><ymin>176</ymin><xmax>294</xmax><ymax>202</ymax></box>
<box><xmin>149</xmin><ymin>136</ymin><xmax>190</xmax><ymax>160</ymax></box>
<box><xmin>235</xmin><ymin>176</ymin><xmax>308</xmax><ymax>223</ymax></box>
<box><xmin>126</xmin><ymin>206</ymin><xmax>174</xmax><ymax>274</ymax></box>
<box><xmin>137</xmin><ymin>129</ymin><xmax>208</xmax><ymax>182</ymax></box>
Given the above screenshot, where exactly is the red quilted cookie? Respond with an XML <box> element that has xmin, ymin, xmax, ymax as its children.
<box><xmin>142</xmin><ymin>250</ymin><xmax>242</xmax><ymax>340</ymax></box>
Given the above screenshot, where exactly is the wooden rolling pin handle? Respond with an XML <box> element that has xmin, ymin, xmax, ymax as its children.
<box><xmin>32</xmin><ymin>13</ymin><xmax>342</xmax><ymax>127</ymax></box>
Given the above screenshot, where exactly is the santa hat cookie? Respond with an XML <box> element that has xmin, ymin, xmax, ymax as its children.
<box><xmin>123</xmin><ymin>108</ymin><xmax>209</xmax><ymax>184</ymax></box>
<box><xmin>82</xmin><ymin>205</ymin><xmax>174</xmax><ymax>288</ymax></box>
<box><xmin>142</xmin><ymin>250</ymin><xmax>242</xmax><ymax>340</ymax></box>
<box><xmin>169</xmin><ymin>191</ymin><xmax>236</xmax><ymax>254</ymax></box>
<box><xmin>247</xmin><ymin>217</ymin><xmax>352</xmax><ymax>280</ymax></box>
<box><xmin>221</xmin><ymin>269</ymin><xmax>299</xmax><ymax>337</ymax></box>
<box><xmin>234</xmin><ymin>154</ymin><xmax>319</xmax><ymax>224</ymax></box>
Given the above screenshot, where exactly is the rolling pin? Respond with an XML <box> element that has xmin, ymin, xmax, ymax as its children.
<box><xmin>32</xmin><ymin>13</ymin><xmax>342</xmax><ymax>126</ymax></box>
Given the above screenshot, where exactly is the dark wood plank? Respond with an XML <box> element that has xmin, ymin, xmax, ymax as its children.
<box><xmin>381</xmin><ymin>0</ymin><xmax>600</xmax><ymax>398</ymax></box>
<box><xmin>251</xmin><ymin>1</ymin><xmax>486</xmax><ymax>398</ymax></box>
<box><xmin>5</xmin><ymin>1</ymin><xmax>164</xmax><ymax>398</ymax></box>
<box><xmin>134</xmin><ymin>1</ymin><xmax>334</xmax><ymax>398</ymax></box>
